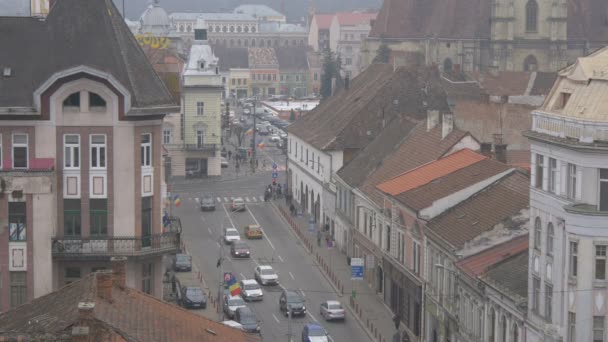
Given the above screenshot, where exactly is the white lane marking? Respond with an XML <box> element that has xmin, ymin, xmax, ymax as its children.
<box><xmin>207</xmin><ymin>227</ymin><xmax>212</xmax><ymax>235</ymax></box>
<box><xmin>307</xmin><ymin>311</ymin><xmax>318</xmax><ymax>322</ymax></box>
<box><xmin>240</xmin><ymin>273</ymin><xmax>246</xmax><ymax>280</ymax></box>
<box><xmin>289</xmin><ymin>272</ymin><xmax>295</xmax><ymax>280</ymax></box>
<box><xmin>299</xmin><ymin>289</ymin><xmax>306</xmax><ymax>297</ymax></box>
<box><xmin>216</xmin><ymin>242</ymin><xmax>220</xmax><ymax>248</ymax></box>
<box><xmin>222</xmin><ymin>204</ymin><xmax>236</xmax><ymax>228</ymax></box>
<box><xmin>224</xmin><ymin>197</ymin><xmax>229</xmax><ymax>202</ymax></box>
<box><xmin>328</xmin><ymin>335</ymin><xmax>335</xmax><ymax>342</ymax></box>
<box><xmin>217</xmin><ymin>197</ymin><xmax>222</xmax><ymax>202</ymax></box>
<box><xmin>272</xmin><ymin>313</ymin><xmax>280</xmax><ymax>323</ymax></box>
<box><xmin>246</xmin><ymin>206</ymin><xmax>275</xmax><ymax>251</ymax></box>
<box><xmin>245</xmin><ymin>197</ymin><xmax>250</xmax><ymax>202</ymax></box>
<box><xmin>278</xmin><ymin>255</ymin><xmax>284</xmax><ymax>262</ymax></box>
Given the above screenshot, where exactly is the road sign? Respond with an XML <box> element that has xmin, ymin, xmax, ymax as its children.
<box><xmin>272</xmin><ymin>163</ymin><xmax>278</xmax><ymax>169</ymax></box>
<box><xmin>351</xmin><ymin>258</ymin><xmax>364</xmax><ymax>280</ymax></box>
<box><xmin>272</xmin><ymin>172</ymin><xmax>278</xmax><ymax>179</ymax></box>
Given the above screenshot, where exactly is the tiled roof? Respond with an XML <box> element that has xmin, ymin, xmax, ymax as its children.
<box><xmin>377</xmin><ymin>149</ymin><xmax>487</xmax><ymax>196</ymax></box>
<box><xmin>359</xmin><ymin>124</ymin><xmax>470</xmax><ymax>206</ymax></box>
<box><xmin>248</xmin><ymin>47</ymin><xmax>278</xmax><ymax>67</ymax></box>
<box><xmin>482</xmin><ymin>248</ymin><xmax>529</xmax><ymax>299</ymax></box>
<box><xmin>211</xmin><ymin>45</ymin><xmax>249</xmax><ymax>71</ymax></box>
<box><xmin>313</xmin><ymin>14</ymin><xmax>334</xmax><ymax>30</ymax></box>
<box><xmin>469</xmin><ymin>71</ymin><xmax>531</xmax><ymax>96</ymax></box>
<box><xmin>335</xmin><ymin>12</ymin><xmax>377</xmax><ymax>26</ymax></box>
<box><xmin>275</xmin><ymin>47</ymin><xmax>309</xmax><ymax>70</ymax></box>
<box><xmin>0</xmin><ymin>0</ymin><xmax>177</xmax><ymax>111</ymax></box>
<box><xmin>0</xmin><ymin>273</ymin><xmax>259</xmax><ymax>342</ymax></box>
<box><xmin>288</xmin><ymin>65</ymin><xmax>450</xmax><ymax>151</ymax></box>
<box><xmin>457</xmin><ymin>234</ymin><xmax>529</xmax><ymax>277</ymax></box>
<box><xmin>426</xmin><ymin>171</ymin><xmax>530</xmax><ymax>250</ymax></box>
<box><xmin>530</xmin><ymin>72</ymin><xmax>558</xmax><ymax>96</ymax></box>
<box><xmin>505</xmin><ymin>150</ymin><xmax>531</xmax><ymax>170</ymax></box>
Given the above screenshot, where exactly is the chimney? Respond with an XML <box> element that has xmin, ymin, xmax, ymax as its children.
<box><xmin>494</xmin><ymin>144</ymin><xmax>507</xmax><ymax>163</ymax></box>
<box><xmin>111</xmin><ymin>256</ymin><xmax>127</xmax><ymax>288</ymax></box>
<box><xmin>441</xmin><ymin>113</ymin><xmax>454</xmax><ymax>139</ymax></box>
<box><xmin>344</xmin><ymin>75</ymin><xmax>350</xmax><ymax>90</ymax></box>
<box><xmin>72</xmin><ymin>302</ymin><xmax>95</xmax><ymax>342</ymax></box>
<box><xmin>480</xmin><ymin>142</ymin><xmax>492</xmax><ymax>157</ymax></box>
<box><xmin>96</xmin><ymin>270</ymin><xmax>113</xmax><ymax>301</ymax></box>
<box><xmin>78</xmin><ymin>302</ymin><xmax>95</xmax><ymax>321</ymax></box>
<box><xmin>426</xmin><ymin>110</ymin><xmax>440</xmax><ymax>131</ymax></box>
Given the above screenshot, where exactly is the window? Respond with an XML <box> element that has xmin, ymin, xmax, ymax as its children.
<box><xmin>243</xmin><ymin>79</ymin><xmax>247</xmax><ymax>85</ymax></box>
<box><xmin>568</xmin><ymin>312</ymin><xmax>576</xmax><ymax>342</ymax></box>
<box><xmin>345</xmin><ymin>58</ymin><xmax>352</xmax><ymax>65</ymax></box>
<box><xmin>90</xmin><ymin>135</ymin><xmax>106</xmax><ymax>169</ymax></box>
<box><xmin>295</xmin><ymin>142</ymin><xmax>298</xmax><ymax>157</ymax></box>
<box><xmin>386</xmin><ymin>225</ymin><xmax>391</xmax><ymax>252</ymax></box>
<box><xmin>141</xmin><ymin>134</ymin><xmax>152</xmax><ymax>167</ymax></box>
<box><xmin>567</xmin><ymin>163</ymin><xmax>577</xmax><ymax>200</ymax></box>
<box><xmin>534</xmin><ymin>217</ymin><xmax>542</xmax><ymax>250</ymax></box>
<box><xmin>89</xmin><ymin>92</ymin><xmax>106</xmax><ymax>108</ymax></box>
<box><xmin>90</xmin><ymin>199</ymin><xmax>107</xmax><ymax>237</ymax></box>
<box><xmin>163</xmin><ymin>128</ymin><xmax>172</xmax><ymax>144</ymax></box>
<box><xmin>363</xmin><ymin>212</ymin><xmax>368</xmax><ymax>235</ymax></box>
<box><xmin>597</xmin><ymin>245</ymin><xmax>607</xmax><ymax>280</ymax></box>
<box><xmin>512</xmin><ymin>323</ymin><xmax>519</xmax><ymax>342</ymax></box>
<box><xmin>314</xmin><ymin>73</ymin><xmax>318</xmax><ymax>81</ymax></box>
<box><xmin>12</xmin><ymin>133</ymin><xmax>28</xmax><ymax>169</ymax></box>
<box><xmin>535</xmin><ymin>154</ymin><xmax>544</xmax><ymax>189</ymax></box>
<box><xmin>555</xmin><ymin>92</ymin><xmax>571</xmax><ymax>110</ymax></box>
<box><xmin>594</xmin><ymin>316</ymin><xmax>605</xmax><ymax>342</ymax></box>
<box><xmin>545</xmin><ymin>284</ymin><xmax>552</xmax><ymax>320</ymax></box>
<box><xmin>64</xmin><ymin>199</ymin><xmax>81</xmax><ymax>237</ymax></box>
<box><xmin>413</xmin><ymin>241</ymin><xmax>421</xmax><ymax>275</ymax></box>
<box><xmin>532</xmin><ymin>276</ymin><xmax>540</xmax><ymax>312</ymax></box>
<box><xmin>232</xmin><ymin>79</ymin><xmax>236</xmax><ymax>85</ymax></box>
<box><xmin>547</xmin><ymin>222</ymin><xmax>554</xmax><ymax>255</ymax></box>
<box><xmin>142</xmin><ymin>263</ymin><xmax>153</xmax><ymax>295</ymax></box>
<box><xmin>63</xmin><ymin>92</ymin><xmax>80</xmax><ymax>107</ymax></box>
<box><xmin>311</xmin><ymin>152</ymin><xmax>314</xmax><ymax>169</ymax></box>
<box><xmin>197</xmin><ymin>102</ymin><xmax>204</xmax><ymax>116</ymax></box>
<box><xmin>63</xmin><ymin>135</ymin><xmax>80</xmax><ymax>169</ymax></box>
<box><xmin>238</xmin><ymin>79</ymin><xmax>241</xmax><ymax>85</ymax></box>
<box><xmin>300</xmin><ymin>145</ymin><xmax>303</xmax><ymax>161</ymax></box>
<box><xmin>273</xmin><ymin>74</ymin><xmax>277</xmax><ymax>81</ymax></box>
<box><xmin>9</xmin><ymin>202</ymin><xmax>26</xmax><ymax>241</ymax></box>
<box><xmin>526</xmin><ymin>0</ymin><xmax>538</xmax><ymax>32</ymax></box>
<box><xmin>600</xmin><ymin>169</ymin><xmax>608</xmax><ymax>211</ymax></box>
<box><xmin>548</xmin><ymin>158</ymin><xmax>557</xmax><ymax>193</ymax></box>
<box><xmin>306</xmin><ymin>149</ymin><xmax>309</xmax><ymax>165</ymax></box>
<box><xmin>317</xmin><ymin>156</ymin><xmax>320</xmax><ymax>173</ymax></box>
<box><xmin>570</xmin><ymin>241</ymin><xmax>578</xmax><ymax>277</ymax></box>
<box><xmin>196</xmin><ymin>128</ymin><xmax>205</xmax><ymax>148</ymax></box>
<box><xmin>65</xmin><ymin>267</ymin><xmax>81</xmax><ymax>285</ymax></box>
<box><xmin>10</xmin><ymin>272</ymin><xmax>27</xmax><ymax>308</ymax></box>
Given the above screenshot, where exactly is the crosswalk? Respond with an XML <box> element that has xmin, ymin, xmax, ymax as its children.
<box><xmin>186</xmin><ymin>195</ymin><xmax>267</xmax><ymax>204</ymax></box>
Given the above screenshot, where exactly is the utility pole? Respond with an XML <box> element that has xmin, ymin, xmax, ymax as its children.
<box><xmin>251</xmin><ymin>96</ymin><xmax>257</xmax><ymax>174</ymax></box>
<box><xmin>286</xmin><ymin>307</ymin><xmax>292</xmax><ymax>342</ymax></box>
<box><xmin>217</xmin><ymin>219</ymin><xmax>228</xmax><ymax>321</ymax></box>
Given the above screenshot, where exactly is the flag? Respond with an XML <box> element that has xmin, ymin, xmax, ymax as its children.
<box><xmin>226</xmin><ymin>273</ymin><xmax>241</xmax><ymax>296</ymax></box>
<box><xmin>173</xmin><ymin>194</ymin><xmax>181</xmax><ymax>207</ymax></box>
<box><xmin>164</xmin><ymin>198</ymin><xmax>171</xmax><ymax>208</ymax></box>
<box><xmin>245</xmin><ymin>128</ymin><xmax>253</xmax><ymax>136</ymax></box>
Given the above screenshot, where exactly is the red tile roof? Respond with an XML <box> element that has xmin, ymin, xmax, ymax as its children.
<box><xmin>377</xmin><ymin>149</ymin><xmax>487</xmax><ymax>195</ymax></box>
<box><xmin>335</xmin><ymin>12</ymin><xmax>377</xmax><ymax>26</ymax></box>
<box><xmin>313</xmin><ymin>14</ymin><xmax>334</xmax><ymax>30</ymax></box>
<box><xmin>456</xmin><ymin>234</ymin><xmax>529</xmax><ymax>277</ymax></box>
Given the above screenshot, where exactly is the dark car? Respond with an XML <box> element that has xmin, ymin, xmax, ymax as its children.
<box><xmin>178</xmin><ymin>286</ymin><xmax>207</xmax><ymax>309</ymax></box>
<box><xmin>231</xmin><ymin>241</ymin><xmax>251</xmax><ymax>258</ymax></box>
<box><xmin>173</xmin><ymin>254</ymin><xmax>192</xmax><ymax>272</ymax></box>
<box><xmin>199</xmin><ymin>194</ymin><xmax>216</xmax><ymax>211</ymax></box>
<box><xmin>302</xmin><ymin>323</ymin><xmax>329</xmax><ymax>342</ymax></box>
<box><xmin>235</xmin><ymin>307</ymin><xmax>260</xmax><ymax>334</ymax></box>
<box><xmin>279</xmin><ymin>289</ymin><xmax>306</xmax><ymax>317</ymax></box>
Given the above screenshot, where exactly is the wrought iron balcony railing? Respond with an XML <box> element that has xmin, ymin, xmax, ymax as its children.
<box><xmin>164</xmin><ymin>143</ymin><xmax>218</xmax><ymax>152</ymax></box>
<box><xmin>51</xmin><ymin>231</ymin><xmax>181</xmax><ymax>259</ymax></box>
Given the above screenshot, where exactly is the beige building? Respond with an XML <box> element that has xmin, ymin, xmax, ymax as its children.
<box><xmin>329</xmin><ymin>12</ymin><xmax>377</xmax><ymax>79</ymax></box>
<box><xmin>0</xmin><ymin>0</ymin><xmax>180</xmax><ymax>311</ymax></box>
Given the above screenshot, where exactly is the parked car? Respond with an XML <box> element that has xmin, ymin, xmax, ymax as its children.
<box><xmin>231</xmin><ymin>198</ymin><xmax>246</xmax><ymax>212</ymax></box>
<box><xmin>240</xmin><ymin>279</ymin><xmax>263</xmax><ymax>301</ymax></box>
<box><xmin>221</xmin><ymin>157</ymin><xmax>229</xmax><ymax>168</ymax></box>
<box><xmin>279</xmin><ymin>289</ymin><xmax>306</xmax><ymax>317</ymax></box>
<box><xmin>173</xmin><ymin>253</ymin><xmax>192</xmax><ymax>272</ymax></box>
<box><xmin>269</xmin><ymin>134</ymin><xmax>280</xmax><ymax>142</ymax></box>
<box><xmin>178</xmin><ymin>286</ymin><xmax>207</xmax><ymax>309</ymax></box>
<box><xmin>221</xmin><ymin>320</ymin><xmax>244</xmax><ymax>331</ymax></box>
<box><xmin>301</xmin><ymin>323</ymin><xmax>329</xmax><ymax>342</ymax></box>
<box><xmin>223</xmin><ymin>295</ymin><xmax>248</xmax><ymax>319</ymax></box>
<box><xmin>224</xmin><ymin>227</ymin><xmax>241</xmax><ymax>244</ymax></box>
<box><xmin>254</xmin><ymin>265</ymin><xmax>278</xmax><ymax>286</ymax></box>
<box><xmin>243</xmin><ymin>108</ymin><xmax>251</xmax><ymax>115</ymax></box>
<box><xmin>319</xmin><ymin>300</ymin><xmax>345</xmax><ymax>321</ymax></box>
<box><xmin>231</xmin><ymin>241</ymin><xmax>251</xmax><ymax>258</ymax></box>
<box><xmin>245</xmin><ymin>224</ymin><xmax>263</xmax><ymax>239</ymax></box>
<box><xmin>199</xmin><ymin>194</ymin><xmax>215</xmax><ymax>211</ymax></box>
<box><xmin>235</xmin><ymin>307</ymin><xmax>261</xmax><ymax>333</ymax></box>
<box><xmin>278</xmin><ymin>130</ymin><xmax>287</xmax><ymax>139</ymax></box>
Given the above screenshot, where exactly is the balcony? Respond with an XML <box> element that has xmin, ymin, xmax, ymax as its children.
<box><xmin>51</xmin><ymin>231</ymin><xmax>181</xmax><ymax>260</ymax></box>
<box><xmin>564</xmin><ymin>203</ymin><xmax>608</xmax><ymax>217</ymax></box>
<box><xmin>0</xmin><ymin>158</ymin><xmax>55</xmax><ymax>173</ymax></box>
<box><xmin>164</xmin><ymin>143</ymin><xmax>218</xmax><ymax>152</ymax></box>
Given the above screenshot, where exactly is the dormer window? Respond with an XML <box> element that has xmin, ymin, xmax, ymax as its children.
<box><xmin>63</xmin><ymin>92</ymin><xmax>81</xmax><ymax>108</ymax></box>
<box><xmin>89</xmin><ymin>92</ymin><xmax>106</xmax><ymax>109</ymax></box>
<box><xmin>554</xmin><ymin>92</ymin><xmax>571</xmax><ymax>110</ymax></box>
<box><xmin>200</xmin><ymin>61</ymin><xmax>205</xmax><ymax>70</ymax></box>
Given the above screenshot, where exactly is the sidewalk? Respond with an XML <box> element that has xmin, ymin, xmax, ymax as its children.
<box><xmin>273</xmin><ymin>201</ymin><xmax>398</xmax><ymax>342</ymax></box>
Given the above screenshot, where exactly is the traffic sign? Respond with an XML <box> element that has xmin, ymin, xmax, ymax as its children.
<box><xmin>272</xmin><ymin>172</ymin><xmax>278</xmax><ymax>179</ymax></box>
<box><xmin>272</xmin><ymin>163</ymin><xmax>278</xmax><ymax>169</ymax></box>
<box><xmin>351</xmin><ymin>258</ymin><xmax>364</xmax><ymax>280</ymax></box>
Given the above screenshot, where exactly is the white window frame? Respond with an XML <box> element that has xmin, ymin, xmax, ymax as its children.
<box><xmin>548</xmin><ymin>158</ymin><xmax>557</xmax><ymax>193</ymax></box>
<box><xmin>567</xmin><ymin>163</ymin><xmax>577</xmax><ymax>200</ymax></box>
<box><xmin>547</xmin><ymin>222</ymin><xmax>554</xmax><ymax>255</ymax></box>
<box><xmin>64</xmin><ymin>134</ymin><xmax>80</xmax><ymax>169</ymax></box>
<box><xmin>596</xmin><ymin>245</ymin><xmax>607</xmax><ymax>281</ymax></box>
<box><xmin>90</xmin><ymin>134</ymin><xmax>106</xmax><ymax>170</ymax></box>
<box><xmin>413</xmin><ymin>240</ymin><xmax>421</xmax><ymax>275</ymax></box>
<box><xmin>569</xmin><ymin>241</ymin><xmax>578</xmax><ymax>278</ymax></box>
<box><xmin>12</xmin><ymin>133</ymin><xmax>28</xmax><ymax>169</ymax></box>
<box><xmin>197</xmin><ymin>102</ymin><xmax>205</xmax><ymax>116</ymax></box>
<box><xmin>163</xmin><ymin>128</ymin><xmax>172</xmax><ymax>145</ymax></box>
<box><xmin>196</xmin><ymin>128</ymin><xmax>205</xmax><ymax>148</ymax></box>
<box><xmin>141</xmin><ymin>133</ymin><xmax>152</xmax><ymax>168</ymax></box>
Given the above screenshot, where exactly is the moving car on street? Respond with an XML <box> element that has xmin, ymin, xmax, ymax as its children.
<box><xmin>223</xmin><ymin>295</ymin><xmax>248</xmax><ymax>319</ymax></box>
<box><xmin>254</xmin><ymin>265</ymin><xmax>278</xmax><ymax>286</ymax></box>
<box><xmin>221</xmin><ymin>157</ymin><xmax>229</xmax><ymax>168</ymax></box>
<box><xmin>224</xmin><ymin>227</ymin><xmax>241</xmax><ymax>244</ymax></box>
<box><xmin>301</xmin><ymin>323</ymin><xmax>329</xmax><ymax>342</ymax></box>
<box><xmin>279</xmin><ymin>289</ymin><xmax>306</xmax><ymax>317</ymax></box>
<box><xmin>230</xmin><ymin>241</ymin><xmax>251</xmax><ymax>258</ymax></box>
<box><xmin>231</xmin><ymin>198</ymin><xmax>246</xmax><ymax>212</ymax></box>
<box><xmin>177</xmin><ymin>286</ymin><xmax>207</xmax><ymax>309</ymax></box>
<box><xmin>244</xmin><ymin>224</ymin><xmax>263</xmax><ymax>239</ymax></box>
<box><xmin>172</xmin><ymin>253</ymin><xmax>192</xmax><ymax>272</ymax></box>
<box><xmin>199</xmin><ymin>194</ymin><xmax>215</xmax><ymax>211</ymax></box>
<box><xmin>320</xmin><ymin>300</ymin><xmax>345</xmax><ymax>321</ymax></box>
<box><xmin>269</xmin><ymin>134</ymin><xmax>280</xmax><ymax>142</ymax></box>
<box><xmin>234</xmin><ymin>307</ymin><xmax>261</xmax><ymax>334</ymax></box>
<box><xmin>240</xmin><ymin>279</ymin><xmax>263</xmax><ymax>301</ymax></box>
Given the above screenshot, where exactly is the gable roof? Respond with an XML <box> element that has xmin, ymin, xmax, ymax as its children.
<box><xmin>313</xmin><ymin>14</ymin><xmax>334</xmax><ymax>30</ymax></box>
<box><xmin>335</xmin><ymin>12</ymin><xmax>377</xmax><ymax>26</ymax></box>
<box><xmin>275</xmin><ymin>47</ymin><xmax>310</xmax><ymax>70</ymax></box>
<box><xmin>0</xmin><ymin>0</ymin><xmax>177</xmax><ymax>112</ymax></box>
<box><xmin>457</xmin><ymin>234</ymin><xmax>529</xmax><ymax>278</ymax></box>
<box><xmin>482</xmin><ymin>248</ymin><xmax>529</xmax><ymax>300</ymax></box>
<box><xmin>0</xmin><ymin>273</ymin><xmax>259</xmax><ymax>342</ymax></box>
<box><xmin>211</xmin><ymin>45</ymin><xmax>250</xmax><ymax>71</ymax></box>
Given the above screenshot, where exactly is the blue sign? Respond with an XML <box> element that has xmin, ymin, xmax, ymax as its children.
<box><xmin>272</xmin><ymin>172</ymin><xmax>278</xmax><ymax>179</ymax></box>
<box><xmin>272</xmin><ymin>163</ymin><xmax>278</xmax><ymax>169</ymax></box>
<box><xmin>351</xmin><ymin>258</ymin><xmax>364</xmax><ymax>280</ymax></box>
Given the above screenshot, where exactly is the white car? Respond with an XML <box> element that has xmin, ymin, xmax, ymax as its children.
<box><xmin>278</xmin><ymin>131</ymin><xmax>287</xmax><ymax>139</ymax></box>
<box><xmin>223</xmin><ymin>295</ymin><xmax>248</xmax><ymax>319</ymax></box>
<box><xmin>254</xmin><ymin>265</ymin><xmax>279</xmax><ymax>286</ymax></box>
<box><xmin>269</xmin><ymin>135</ymin><xmax>280</xmax><ymax>142</ymax></box>
<box><xmin>243</xmin><ymin>108</ymin><xmax>251</xmax><ymax>115</ymax></box>
<box><xmin>320</xmin><ymin>300</ymin><xmax>345</xmax><ymax>321</ymax></box>
<box><xmin>240</xmin><ymin>279</ymin><xmax>263</xmax><ymax>302</ymax></box>
<box><xmin>221</xmin><ymin>320</ymin><xmax>244</xmax><ymax>331</ymax></box>
<box><xmin>224</xmin><ymin>227</ymin><xmax>241</xmax><ymax>244</ymax></box>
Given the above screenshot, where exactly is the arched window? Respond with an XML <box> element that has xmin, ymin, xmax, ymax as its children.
<box><xmin>534</xmin><ymin>217</ymin><xmax>542</xmax><ymax>249</ymax></box>
<box><xmin>512</xmin><ymin>323</ymin><xmax>519</xmax><ymax>342</ymax></box>
<box><xmin>186</xmin><ymin>25</ymin><xmax>192</xmax><ymax>32</ymax></box>
<box><xmin>229</xmin><ymin>39</ymin><xmax>234</xmax><ymax>47</ymax></box>
<box><xmin>524</xmin><ymin>55</ymin><xmax>538</xmax><ymax>71</ymax></box>
<box><xmin>267</xmin><ymin>40</ymin><xmax>271</xmax><ymax>47</ymax></box>
<box><xmin>489</xmin><ymin>309</ymin><xmax>496</xmax><ymax>342</ymax></box>
<box><xmin>244</xmin><ymin>26</ymin><xmax>249</xmax><ymax>33</ymax></box>
<box><xmin>501</xmin><ymin>316</ymin><xmax>507</xmax><ymax>342</ymax></box>
<box><xmin>89</xmin><ymin>92</ymin><xmax>106</xmax><ymax>109</ymax></box>
<box><xmin>260</xmin><ymin>40</ymin><xmax>264</xmax><ymax>47</ymax></box>
<box><xmin>230</xmin><ymin>26</ymin><xmax>235</xmax><ymax>33</ymax></box>
<box><xmin>251</xmin><ymin>26</ymin><xmax>256</xmax><ymax>33</ymax></box>
<box><xmin>237</xmin><ymin>39</ymin><xmax>241</xmax><ymax>47</ymax></box>
<box><xmin>443</xmin><ymin>58</ymin><xmax>453</xmax><ymax>72</ymax></box>
<box><xmin>222</xmin><ymin>25</ymin><xmax>227</xmax><ymax>32</ymax></box>
<box><xmin>526</xmin><ymin>0</ymin><xmax>538</xmax><ymax>32</ymax></box>
<box><xmin>179</xmin><ymin>24</ymin><xmax>184</xmax><ymax>32</ymax></box>
<box><xmin>63</xmin><ymin>92</ymin><xmax>80</xmax><ymax>108</ymax></box>
<box><xmin>251</xmin><ymin>39</ymin><xmax>256</xmax><ymax>47</ymax></box>
<box><xmin>547</xmin><ymin>222</ymin><xmax>554</xmax><ymax>254</ymax></box>
<box><xmin>237</xmin><ymin>26</ymin><xmax>242</xmax><ymax>33</ymax></box>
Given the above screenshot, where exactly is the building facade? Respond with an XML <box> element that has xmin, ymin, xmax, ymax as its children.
<box><xmin>0</xmin><ymin>0</ymin><xmax>180</xmax><ymax>311</ymax></box>
<box><xmin>329</xmin><ymin>12</ymin><xmax>377</xmax><ymax>79</ymax></box>
<box><xmin>308</xmin><ymin>14</ymin><xmax>333</xmax><ymax>52</ymax></box>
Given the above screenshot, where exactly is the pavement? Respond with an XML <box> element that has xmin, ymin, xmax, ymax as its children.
<box><xmin>273</xmin><ymin>201</ymin><xmax>399</xmax><ymax>342</ymax></box>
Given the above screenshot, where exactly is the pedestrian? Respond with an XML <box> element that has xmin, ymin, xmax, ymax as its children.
<box><xmin>290</xmin><ymin>203</ymin><xmax>295</xmax><ymax>216</ymax></box>
<box><xmin>324</xmin><ymin>223</ymin><xmax>330</xmax><ymax>232</ymax></box>
<box><xmin>228</xmin><ymin>150</ymin><xmax>232</xmax><ymax>160</ymax></box>
<box><xmin>317</xmin><ymin>230</ymin><xmax>322</xmax><ymax>247</ymax></box>
<box><xmin>262</xmin><ymin>159</ymin><xmax>266</xmax><ymax>168</ymax></box>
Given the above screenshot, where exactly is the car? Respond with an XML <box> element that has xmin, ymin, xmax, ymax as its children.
<box><xmin>278</xmin><ymin>130</ymin><xmax>287</xmax><ymax>139</ymax></box>
<box><xmin>221</xmin><ymin>157</ymin><xmax>229</xmax><ymax>168</ymax></box>
<box><xmin>243</xmin><ymin>108</ymin><xmax>251</xmax><ymax>115</ymax></box>
<box><xmin>221</xmin><ymin>150</ymin><xmax>227</xmax><ymax>158</ymax></box>
<box><xmin>199</xmin><ymin>194</ymin><xmax>215</xmax><ymax>211</ymax></box>
<box><xmin>239</xmin><ymin>116</ymin><xmax>246</xmax><ymax>122</ymax></box>
<box><xmin>223</xmin><ymin>295</ymin><xmax>248</xmax><ymax>319</ymax></box>
<box><xmin>244</xmin><ymin>225</ymin><xmax>263</xmax><ymax>239</ymax></box>
<box><xmin>173</xmin><ymin>253</ymin><xmax>192</xmax><ymax>272</ymax></box>
<box><xmin>178</xmin><ymin>286</ymin><xmax>207</xmax><ymax>309</ymax></box>
<box><xmin>221</xmin><ymin>320</ymin><xmax>244</xmax><ymax>331</ymax></box>
<box><xmin>224</xmin><ymin>227</ymin><xmax>241</xmax><ymax>244</ymax></box>
<box><xmin>231</xmin><ymin>241</ymin><xmax>251</xmax><ymax>258</ymax></box>
<box><xmin>235</xmin><ymin>307</ymin><xmax>261</xmax><ymax>334</ymax></box>
<box><xmin>301</xmin><ymin>323</ymin><xmax>329</xmax><ymax>342</ymax></box>
<box><xmin>240</xmin><ymin>279</ymin><xmax>263</xmax><ymax>301</ymax></box>
<box><xmin>269</xmin><ymin>135</ymin><xmax>280</xmax><ymax>142</ymax></box>
<box><xmin>320</xmin><ymin>300</ymin><xmax>345</xmax><ymax>321</ymax></box>
<box><xmin>279</xmin><ymin>289</ymin><xmax>306</xmax><ymax>317</ymax></box>
<box><xmin>231</xmin><ymin>198</ymin><xmax>246</xmax><ymax>212</ymax></box>
<box><xmin>254</xmin><ymin>265</ymin><xmax>279</xmax><ymax>286</ymax></box>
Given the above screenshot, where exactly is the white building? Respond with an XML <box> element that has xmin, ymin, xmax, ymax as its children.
<box><xmin>329</xmin><ymin>12</ymin><xmax>377</xmax><ymax>79</ymax></box>
<box><xmin>524</xmin><ymin>47</ymin><xmax>608</xmax><ymax>342</ymax></box>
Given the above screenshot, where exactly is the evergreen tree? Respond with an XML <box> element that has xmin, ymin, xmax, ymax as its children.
<box><xmin>320</xmin><ymin>48</ymin><xmax>345</xmax><ymax>99</ymax></box>
<box><xmin>373</xmin><ymin>36</ymin><xmax>391</xmax><ymax>64</ymax></box>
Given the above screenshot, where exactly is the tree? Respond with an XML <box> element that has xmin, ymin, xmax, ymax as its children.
<box><xmin>289</xmin><ymin>109</ymin><xmax>296</xmax><ymax>122</ymax></box>
<box><xmin>373</xmin><ymin>36</ymin><xmax>391</xmax><ymax>64</ymax></box>
<box><xmin>320</xmin><ymin>47</ymin><xmax>343</xmax><ymax>100</ymax></box>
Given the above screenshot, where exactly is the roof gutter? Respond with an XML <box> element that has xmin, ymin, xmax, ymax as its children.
<box><xmin>128</xmin><ymin>105</ymin><xmax>180</xmax><ymax>116</ymax></box>
<box><xmin>0</xmin><ymin>107</ymin><xmax>38</xmax><ymax>115</ymax></box>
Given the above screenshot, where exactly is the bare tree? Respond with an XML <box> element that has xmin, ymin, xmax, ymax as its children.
<box><xmin>232</xmin><ymin>123</ymin><xmax>245</xmax><ymax>147</ymax></box>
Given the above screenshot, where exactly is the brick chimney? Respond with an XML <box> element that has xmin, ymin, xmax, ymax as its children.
<box><xmin>72</xmin><ymin>302</ymin><xmax>95</xmax><ymax>342</ymax></box>
<box><xmin>111</xmin><ymin>256</ymin><xmax>127</xmax><ymax>288</ymax></box>
<box><xmin>96</xmin><ymin>270</ymin><xmax>113</xmax><ymax>301</ymax></box>
<box><xmin>480</xmin><ymin>142</ymin><xmax>492</xmax><ymax>157</ymax></box>
<box><xmin>78</xmin><ymin>302</ymin><xmax>95</xmax><ymax>321</ymax></box>
<box><xmin>441</xmin><ymin>113</ymin><xmax>454</xmax><ymax>140</ymax></box>
<box><xmin>494</xmin><ymin>144</ymin><xmax>507</xmax><ymax>163</ymax></box>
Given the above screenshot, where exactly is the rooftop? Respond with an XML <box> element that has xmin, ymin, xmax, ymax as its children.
<box><xmin>233</xmin><ymin>4</ymin><xmax>284</xmax><ymax>19</ymax></box>
<box><xmin>335</xmin><ymin>12</ymin><xmax>377</xmax><ymax>26</ymax></box>
<box><xmin>457</xmin><ymin>234</ymin><xmax>529</xmax><ymax>278</ymax></box>
<box><xmin>259</xmin><ymin>22</ymin><xmax>307</xmax><ymax>33</ymax></box>
<box><xmin>211</xmin><ymin>45</ymin><xmax>249</xmax><ymax>71</ymax></box>
<box><xmin>482</xmin><ymin>249</ymin><xmax>529</xmax><ymax>300</ymax></box>
<box><xmin>169</xmin><ymin>12</ymin><xmax>256</xmax><ymax>21</ymax></box>
<box><xmin>275</xmin><ymin>46</ymin><xmax>309</xmax><ymax>70</ymax></box>
<box><xmin>312</xmin><ymin>14</ymin><xmax>335</xmax><ymax>30</ymax></box>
